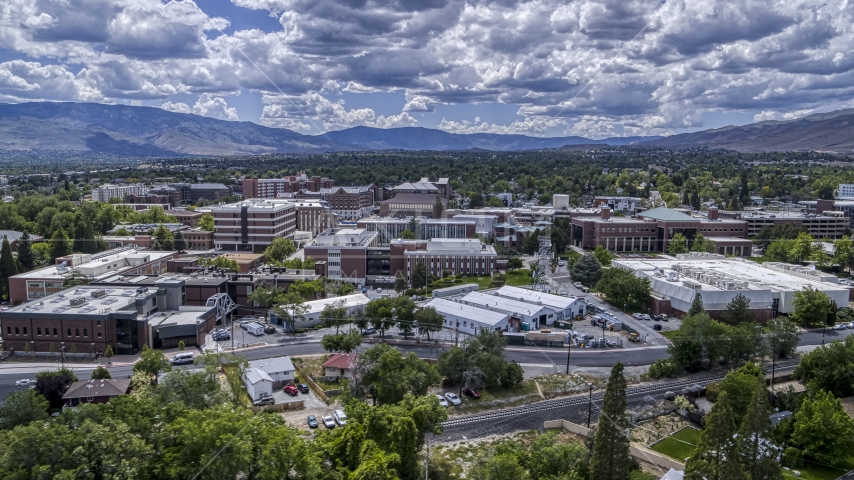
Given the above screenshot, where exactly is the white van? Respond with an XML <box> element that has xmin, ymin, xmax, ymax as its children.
<box><xmin>245</xmin><ymin>322</ymin><xmax>265</xmax><ymax>336</ymax></box>
<box><xmin>171</xmin><ymin>352</ymin><xmax>194</xmax><ymax>365</ymax></box>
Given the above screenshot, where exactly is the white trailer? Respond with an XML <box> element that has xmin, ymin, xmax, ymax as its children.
<box><xmin>246</xmin><ymin>322</ymin><xmax>265</xmax><ymax>336</ymax></box>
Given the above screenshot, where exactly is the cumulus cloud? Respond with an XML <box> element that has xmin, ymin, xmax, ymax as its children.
<box><xmin>193</xmin><ymin>93</ymin><xmax>239</xmax><ymax>121</ymax></box>
<box><xmin>0</xmin><ymin>0</ymin><xmax>853</xmax><ymax>134</ymax></box>
<box><xmin>160</xmin><ymin>101</ymin><xmax>192</xmax><ymax>114</ymax></box>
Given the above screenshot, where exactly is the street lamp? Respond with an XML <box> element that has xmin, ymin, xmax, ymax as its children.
<box><xmin>587</xmin><ymin>383</ymin><xmax>594</xmax><ymax>428</ymax></box>
<box><xmin>565</xmin><ymin>333</ymin><xmax>572</xmax><ymax>374</ymax></box>
<box><xmin>60</xmin><ymin>345</ymin><xmax>66</xmax><ymax>370</ymax></box>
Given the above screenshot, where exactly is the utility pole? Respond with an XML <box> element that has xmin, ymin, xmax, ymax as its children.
<box><xmin>455</xmin><ymin>320</ymin><xmax>459</xmax><ymax>346</ymax></box>
<box><xmin>587</xmin><ymin>384</ymin><xmax>594</xmax><ymax>428</ymax></box>
<box><xmin>425</xmin><ymin>440</ymin><xmax>430</xmax><ymax>480</ymax></box>
<box><xmin>770</xmin><ymin>333</ymin><xmax>776</xmax><ymax>390</ymax></box>
<box><xmin>60</xmin><ymin>345</ymin><xmax>65</xmax><ymax>370</ymax></box>
<box><xmin>565</xmin><ymin>338</ymin><xmax>572</xmax><ymax>374</ymax></box>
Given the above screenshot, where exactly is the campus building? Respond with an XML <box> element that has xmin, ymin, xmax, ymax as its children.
<box><xmin>356</xmin><ymin>217</ymin><xmax>476</xmax><ymax>246</ymax></box>
<box><xmin>92</xmin><ymin>183</ymin><xmax>148</xmax><ymax>202</ymax></box>
<box><xmin>304</xmin><ymin>228</ymin><xmax>380</xmax><ymax>285</ymax></box>
<box><xmin>379</xmin><ymin>193</ymin><xmax>444</xmax><ymax>218</ymax></box>
<box><xmin>211</xmin><ymin>199</ymin><xmax>297</xmax><ymax>252</ymax></box>
<box><xmin>389</xmin><ymin>238</ymin><xmax>498</xmax><ymax>279</ymax></box>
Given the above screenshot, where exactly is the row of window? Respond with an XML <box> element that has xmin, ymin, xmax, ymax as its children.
<box><xmin>5</xmin><ymin>326</ymin><xmax>101</xmax><ymax>338</ymax></box>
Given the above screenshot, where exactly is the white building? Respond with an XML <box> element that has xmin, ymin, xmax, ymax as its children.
<box><xmin>92</xmin><ymin>183</ymin><xmax>148</xmax><ymax>202</ymax></box>
<box><xmin>552</xmin><ymin>194</ymin><xmax>570</xmax><ymax>210</ymax></box>
<box><xmin>289</xmin><ymin>293</ymin><xmax>371</xmax><ymax>329</ymax></box>
<box><xmin>593</xmin><ymin>196</ymin><xmax>642</xmax><ymax>214</ymax></box>
<box><xmin>613</xmin><ymin>253</ymin><xmax>851</xmax><ymax>319</ymax></box>
<box><xmin>839</xmin><ymin>184</ymin><xmax>854</xmax><ymax>197</ymax></box>
<box><xmin>423</xmin><ymin>297</ymin><xmax>510</xmax><ymax>336</ymax></box>
<box><xmin>244</xmin><ymin>368</ymin><xmax>274</xmax><ymax>401</ymax></box>
<box><xmin>249</xmin><ymin>356</ymin><xmax>295</xmax><ymax>388</ymax></box>
<box><xmin>458</xmin><ymin>291</ymin><xmax>554</xmax><ymax>330</ymax></box>
<box><xmin>491</xmin><ymin>286</ymin><xmax>588</xmax><ymax>322</ymax></box>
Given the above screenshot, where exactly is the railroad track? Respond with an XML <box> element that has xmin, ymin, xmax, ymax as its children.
<box><xmin>441</xmin><ymin>360</ymin><xmax>799</xmax><ymax>428</ymax></box>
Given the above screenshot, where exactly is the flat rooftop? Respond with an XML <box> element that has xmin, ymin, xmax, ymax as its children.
<box><xmin>423</xmin><ymin>297</ymin><xmax>509</xmax><ymax>326</ymax></box>
<box><xmin>614</xmin><ymin>256</ymin><xmax>846</xmax><ymax>293</ymax></box>
<box><xmin>458</xmin><ymin>291</ymin><xmax>547</xmax><ymax>316</ymax></box>
<box><xmin>5</xmin><ymin>286</ymin><xmax>148</xmax><ymax>316</ymax></box>
<box><xmin>493</xmin><ymin>285</ymin><xmax>581</xmax><ymax>310</ymax></box>
<box><xmin>14</xmin><ymin>248</ymin><xmax>175</xmax><ymax>281</ymax></box>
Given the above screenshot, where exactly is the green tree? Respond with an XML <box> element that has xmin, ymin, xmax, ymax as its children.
<box><xmin>411</xmin><ymin>260</ymin><xmax>431</xmax><ymax>289</ymax></box>
<box><xmin>321</xmin><ymin>299</ymin><xmax>350</xmax><ymax>333</ymax></box>
<box><xmin>321</xmin><ymin>331</ymin><xmax>363</xmax><ymax>354</ymax></box>
<box><xmin>471</xmin><ymin>454</ymin><xmax>530</xmax><ymax>480</ymax></box>
<box><xmin>34</xmin><ymin>368</ymin><xmax>78</xmax><ymax>409</ymax></box>
<box><xmin>595</xmin><ymin>267</ymin><xmax>651</xmax><ymax>309</ymax></box>
<box><xmin>687</xmin><ymin>293</ymin><xmax>705</xmax><ymax>316</ymax></box>
<box><xmin>570</xmin><ymin>254</ymin><xmax>602</xmax><ymax>286</ymax></box>
<box><xmin>833</xmin><ymin>236</ymin><xmax>854</xmax><ymax>273</ymax></box>
<box><xmin>152</xmin><ymin>224</ymin><xmax>174</xmax><ymax>251</ymax></box>
<box><xmin>356</xmin><ymin>344</ymin><xmax>441</xmax><ymax>405</ymax></box>
<box><xmin>506</xmin><ymin>257</ymin><xmax>524</xmax><ymax>271</ymax></box>
<box><xmin>104</xmin><ymin>345</ymin><xmax>114</xmax><ymax>361</ymax></box>
<box><xmin>0</xmin><ymin>236</ymin><xmax>16</xmax><ymax>299</ymax></box>
<box><xmin>155</xmin><ymin>366</ymin><xmax>229</xmax><ymax>410</ymax></box>
<box><xmin>132</xmin><ymin>346</ymin><xmax>172</xmax><ymax>383</ymax></box>
<box><xmin>717</xmin><ymin>363</ymin><xmax>764</xmax><ymax>427</ymax></box>
<box><xmin>248</xmin><ymin>285</ymin><xmax>284</xmax><ymax>323</ymax></box>
<box><xmin>791</xmin><ymin>286</ymin><xmax>834</xmax><ymax>327</ymax></box>
<box><xmin>173</xmin><ymin>230</ymin><xmax>187</xmax><ymax>251</ymax></box>
<box><xmin>265</xmin><ymin>237</ymin><xmax>296</xmax><ymax>264</ymax></box>
<box><xmin>765</xmin><ymin>240</ymin><xmax>790</xmax><ymax>262</ymax></box>
<box><xmin>524</xmin><ymin>431</ymin><xmax>588</xmax><ymax>480</ymax></box>
<box><xmin>685</xmin><ymin>392</ymin><xmax>748</xmax><ymax>480</ymax></box>
<box><xmin>400</xmin><ymin>229</ymin><xmax>416</xmax><ymax>240</ymax></box>
<box><xmin>198</xmin><ymin>213</ymin><xmax>215</xmax><ymax>231</ymax></box>
<box><xmin>164</xmin><ymin>407</ymin><xmax>255</xmax><ymax>479</ymax></box>
<box><xmin>273</xmin><ymin>291</ymin><xmax>309</xmax><ymax>335</ymax></box>
<box><xmin>793</xmin><ymin>336</ymin><xmax>854</xmax><ymax>397</ymax></box>
<box><xmin>0</xmin><ymin>389</ymin><xmax>49</xmax><ymax>430</ymax></box>
<box><xmin>590</xmin><ymin>362</ymin><xmax>631</xmax><ymax>480</ymax></box>
<box><xmin>791</xmin><ymin>390</ymin><xmax>854</xmax><ymax>467</ymax></box>
<box><xmin>415</xmin><ymin>306</ymin><xmax>445</xmax><ymax>340</ymax></box>
<box><xmin>434</xmin><ymin>196</ymin><xmax>444</xmax><ymax>218</ymax></box>
<box><xmin>16</xmin><ymin>230</ymin><xmax>33</xmax><ymax>271</ymax></box>
<box><xmin>789</xmin><ymin>232</ymin><xmax>815</xmax><ymax>263</ymax></box>
<box><xmin>767</xmin><ymin>316</ymin><xmax>800</xmax><ymax>359</ymax></box>
<box><xmin>395</xmin><ymin>275</ymin><xmax>408</xmax><ymax>293</ymax></box>
<box><xmin>737</xmin><ymin>382</ymin><xmax>782</xmax><ymax>480</ymax></box>
<box><xmin>720</xmin><ymin>293</ymin><xmax>753</xmax><ymax>325</ymax></box>
<box><xmin>593</xmin><ymin>245</ymin><xmax>611</xmax><ymax>266</ymax></box>
<box><xmin>691</xmin><ymin>233</ymin><xmax>715</xmax><ymax>253</ymax></box>
<box><xmin>667</xmin><ymin>233</ymin><xmax>689</xmax><ymax>255</ymax></box>
<box><xmin>91</xmin><ymin>365</ymin><xmax>111</xmax><ymax>379</ymax></box>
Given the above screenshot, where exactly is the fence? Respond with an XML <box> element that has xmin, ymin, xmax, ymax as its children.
<box><xmin>253</xmin><ymin>400</ymin><xmax>304</xmax><ymax>413</ymax></box>
<box><xmin>544</xmin><ymin>419</ymin><xmax>686</xmax><ymax>472</ymax></box>
<box><xmin>294</xmin><ymin>364</ymin><xmax>329</xmax><ymax>404</ymax></box>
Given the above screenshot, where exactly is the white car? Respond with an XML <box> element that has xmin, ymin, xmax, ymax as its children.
<box><xmin>15</xmin><ymin>379</ymin><xmax>34</xmax><ymax>387</ymax></box>
<box><xmin>322</xmin><ymin>415</ymin><xmax>336</xmax><ymax>429</ymax></box>
<box><xmin>632</xmin><ymin>313</ymin><xmax>644</xmax><ymax>320</ymax></box>
<box><xmin>436</xmin><ymin>394</ymin><xmax>449</xmax><ymax>407</ymax></box>
<box><xmin>444</xmin><ymin>392</ymin><xmax>462</xmax><ymax>406</ymax></box>
<box><xmin>840</xmin><ymin>279</ymin><xmax>851</xmax><ymax>285</ymax></box>
<box><xmin>833</xmin><ymin>324</ymin><xmax>847</xmax><ymax>330</ymax></box>
<box><xmin>376</xmin><ymin>288</ymin><xmax>383</xmax><ymax>293</ymax></box>
<box><xmin>558</xmin><ymin>261</ymin><xmax>566</xmax><ymax>266</ymax></box>
<box><xmin>333</xmin><ymin>409</ymin><xmax>348</xmax><ymax>426</ymax></box>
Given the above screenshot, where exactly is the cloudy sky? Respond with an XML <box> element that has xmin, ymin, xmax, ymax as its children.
<box><xmin>1</xmin><ymin>0</ymin><xmax>853</xmax><ymax>138</ymax></box>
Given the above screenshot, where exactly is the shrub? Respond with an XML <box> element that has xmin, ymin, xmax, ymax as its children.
<box><xmin>705</xmin><ymin>382</ymin><xmax>719</xmax><ymax>402</ymax></box>
<box><xmin>648</xmin><ymin>359</ymin><xmax>680</xmax><ymax>379</ymax></box>
<box><xmin>782</xmin><ymin>447</ymin><xmax>805</xmax><ymax>469</ymax></box>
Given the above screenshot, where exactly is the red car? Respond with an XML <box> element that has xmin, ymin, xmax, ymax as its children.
<box><xmin>283</xmin><ymin>385</ymin><xmax>299</xmax><ymax>396</ymax></box>
<box><xmin>462</xmin><ymin>387</ymin><xmax>481</xmax><ymax>399</ymax></box>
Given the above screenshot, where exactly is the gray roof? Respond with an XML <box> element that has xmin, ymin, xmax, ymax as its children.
<box><xmin>245</xmin><ymin>367</ymin><xmax>273</xmax><ymax>385</ymax></box>
<box><xmin>190</xmin><ymin>183</ymin><xmax>229</xmax><ymax>190</ymax></box>
<box><xmin>249</xmin><ymin>356</ymin><xmax>295</xmax><ymax>374</ymax></box>
<box><xmin>0</xmin><ymin>230</ymin><xmax>42</xmax><ymax>242</ymax></box>
<box><xmin>638</xmin><ymin>207</ymin><xmax>698</xmax><ymax>222</ymax></box>
<box><xmin>63</xmin><ymin>378</ymin><xmax>131</xmax><ymax>399</ymax></box>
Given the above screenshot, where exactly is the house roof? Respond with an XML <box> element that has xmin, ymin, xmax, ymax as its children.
<box><xmin>423</xmin><ymin>297</ymin><xmax>509</xmax><ymax>326</ymax></box>
<box><xmin>637</xmin><ymin>207</ymin><xmax>698</xmax><ymax>222</ymax></box>
<box><xmin>0</xmin><ymin>230</ymin><xmax>43</xmax><ymax>243</ymax></box>
<box><xmin>660</xmin><ymin>469</ymin><xmax>684</xmax><ymax>480</ymax></box>
<box><xmin>63</xmin><ymin>378</ymin><xmax>131</xmax><ymax>399</ymax></box>
<box><xmin>244</xmin><ymin>367</ymin><xmax>274</xmax><ymax>385</ymax></box>
<box><xmin>249</xmin><ymin>356</ymin><xmax>295</xmax><ymax>374</ymax></box>
<box><xmin>493</xmin><ymin>286</ymin><xmax>584</xmax><ymax>310</ymax></box>
<box><xmin>323</xmin><ymin>353</ymin><xmax>356</xmax><ymax>369</ymax></box>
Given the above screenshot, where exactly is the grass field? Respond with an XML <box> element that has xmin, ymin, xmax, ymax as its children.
<box><xmin>782</xmin><ymin>457</ymin><xmax>854</xmax><ymax>480</ymax></box>
<box><xmin>649</xmin><ymin>427</ymin><xmax>701</xmax><ymax>462</ymax></box>
<box><xmin>659</xmin><ymin>330</ymin><xmax>679</xmax><ymax>341</ymax></box>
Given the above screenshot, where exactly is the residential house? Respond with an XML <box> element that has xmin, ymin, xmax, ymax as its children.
<box><xmin>249</xmin><ymin>356</ymin><xmax>296</xmax><ymax>388</ymax></box>
<box><xmin>323</xmin><ymin>353</ymin><xmax>356</xmax><ymax>382</ymax></box>
<box><xmin>244</xmin><ymin>367</ymin><xmax>274</xmax><ymax>401</ymax></box>
<box><xmin>62</xmin><ymin>378</ymin><xmax>131</xmax><ymax>407</ymax></box>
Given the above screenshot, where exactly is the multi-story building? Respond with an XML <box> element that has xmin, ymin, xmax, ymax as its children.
<box><xmin>146</xmin><ymin>185</ymin><xmax>182</xmax><ymax>206</ymax></box>
<box><xmin>0</xmin><ymin>285</ymin><xmax>217</xmax><ymax>355</ymax></box>
<box><xmin>8</xmin><ymin>247</ymin><xmax>177</xmax><ymax>304</ymax></box>
<box><xmin>839</xmin><ymin>184</ymin><xmax>854</xmax><ymax>197</ymax></box>
<box><xmin>242</xmin><ymin>172</ymin><xmax>334</xmax><ymax>199</ymax></box>
<box><xmin>356</xmin><ymin>217</ymin><xmax>476</xmax><ymax>246</ymax></box>
<box><xmin>182</xmin><ymin>229</ymin><xmax>214</xmax><ymax>250</ymax></box>
<box><xmin>92</xmin><ymin>183</ymin><xmax>148</xmax><ymax>202</ymax></box>
<box><xmin>391</xmin><ymin>177</ymin><xmax>452</xmax><ymax>200</ymax></box>
<box><xmin>211</xmin><ymin>200</ymin><xmax>297</xmax><ymax>252</ymax></box>
<box><xmin>389</xmin><ymin>238</ymin><xmax>498</xmax><ymax>279</ymax></box>
<box><xmin>593</xmin><ymin>196</ymin><xmax>643</xmax><ymax>214</ymax></box>
<box><xmin>167</xmin><ymin>209</ymin><xmax>204</xmax><ymax>228</ymax></box>
<box><xmin>798</xmin><ymin>199</ymin><xmax>854</xmax><ymax>228</ymax></box>
<box><xmin>739</xmin><ymin>210</ymin><xmax>849</xmax><ymax>238</ymax></box>
<box><xmin>304</xmin><ymin>228</ymin><xmax>380</xmax><ymax>285</ymax></box>
<box><xmin>308</xmin><ymin>186</ymin><xmax>377</xmax><ymax>220</ymax></box>
<box><xmin>570</xmin><ymin>207</ymin><xmax>749</xmax><ymax>253</ymax></box>
<box><xmin>379</xmin><ymin>193</ymin><xmax>444</xmax><ymax>218</ymax></box>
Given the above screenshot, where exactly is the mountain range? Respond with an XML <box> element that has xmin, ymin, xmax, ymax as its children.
<box><xmin>0</xmin><ymin>102</ymin><xmax>852</xmax><ymax>158</ymax></box>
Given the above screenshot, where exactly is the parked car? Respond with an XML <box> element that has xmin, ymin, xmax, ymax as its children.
<box><xmin>632</xmin><ymin>313</ymin><xmax>644</xmax><ymax>320</ymax></box>
<box><xmin>15</xmin><ymin>379</ymin><xmax>34</xmax><ymax>387</ymax></box>
<box><xmin>376</xmin><ymin>288</ymin><xmax>383</xmax><ymax>293</ymax></box>
<box><xmin>652</xmin><ymin>324</ymin><xmax>662</xmax><ymax>331</ymax></box>
<box><xmin>253</xmin><ymin>396</ymin><xmax>275</xmax><ymax>406</ymax></box>
<box><xmin>833</xmin><ymin>323</ymin><xmax>847</xmax><ymax>330</ymax></box>
<box><xmin>297</xmin><ymin>383</ymin><xmax>310</xmax><ymax>393</ymax></box>
<box><xmin>362</xmin><ymin>287</ymin><xmax>368</xmax><ymax>293</ymax></box>
<box><xmin>333</xmin><ymin>409</ymin><xmax>348</xmax><ymax>426</ymax></box>
<box><xmin>444</xmin><ymin>392</ymin><xmax>462</xmax><ymax>406</ymax></box>
<box><xmin>573</xmin><ymin>282</ymin><xmax>583</xmax><ymax>289</ymax></box>
<box><xmin>558</xmin><ymin>261</ymin><xmax>566</xmax><ymax>266</ymax></box>
<box><xmin>307</xmin><ymin>415</ymin><xmax>319</xmax><ymax>428</ymax></box>
<box><xmin>264</xmin><ymin>325</ymin><xmax>277</xmax><ymax>334</ymax></box>
<box><xmin>436</xmin><ymin>394</ymin><xmax>449</xmax><ymax>407</ymax></box>
<box><xmin>840</xmin><ymin>278</ymin><xmax>851</xmax><ymax>285</ymax></box>
<box><xmin>283</xmin><ymin>385</ymin><xmax>299</xmax><ymax>396</ymax></box>
<box><xmin>462</xmin><ymin>387</ymin><xmax>481</xmax><ymax>399</ymax></box>
<box><xmin>322</xmin><ymin>415</ymin><xmax>336</xmax><ymax>429</ymax></box>
<box><xmin>171</xmin><ymin>352</ymin><xmax>194</xmax><ymax>365</ymax></box>
<box><xmin>239</xmin><ymin>320</ymin><xmax>249</xmax><ymax>329</ymax></box>
<box><xmin>361</xmin><ymin>328</ymin><xmax>377</xmax><ymax>335</ymax></box>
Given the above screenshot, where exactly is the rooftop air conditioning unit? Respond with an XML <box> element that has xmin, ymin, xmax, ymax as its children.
<box><xmin>70</xmin><ymin>298</ymin><xmax>86</xmax><ymax>307</ymax></box>
<box><xmin>91</xmin><ymin>289</ymin><xmax>106</xmax><ymax>298</ymax></box>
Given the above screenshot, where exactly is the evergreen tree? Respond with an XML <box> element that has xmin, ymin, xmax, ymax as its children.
<box><xmin>590</xmin><ymin>362</ymin><xmax>631</xmax><ymax>480</ymax></box>
<box><xmin>687</xmin><ymin>293</ymin><xmax>705</xmax><ymax>316</ymax></box>
<box><xmin>173</xmin><ymin>231</ymin><xmax>187</xmax><ymax>251</ymax></box>
<box><xmin>411</xmin><ymin>260</ymin><xmax>430</xmax><ymax>289</ymax></box>
<box><xmin>570</xmin><ymin>253</ymin><xmax>603</xmax><ymax>287</ymax></box>
<box><xmin>50</xmin><ymin>229</ymin><xmax>72</xmax><ymax>260</ymax></box>
<box><xmin>685</xmin><ymin>392</ymin><xmax>748</xmax><ymax>480</ymax></box>
<box><xmin>16</xmin><ymin>231</ymin><xmax>33</xmax><ymax>272</ymax></box>
<box><xmin>153</xmin><ymin>225</ymin><xmax>174</xmax><ymax>251</ymax></box>
<box><xmin>737</xmin><ymin>382</ymin><xmax>782</xmax><ymax>480</ymax></box>
<box><xmin>691</xmin><ymin>191</ymin><xmax>701</xmax><ymax>211</ymax></box>
<box><xmin>434</xmin><ymin>196</ymin><xmax>444</xmax><ymax>217</ymax></box>
<box><xmin>0</xmin><ymin>236</ymin><xmax>17</xmax><ymax>299</ymax></box>
<box><xmin>721</xmin><ymin>293</ymin><xmax>754</xmax><ymax>325</ymax></box>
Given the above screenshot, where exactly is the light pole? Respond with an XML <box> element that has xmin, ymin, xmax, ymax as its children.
<box><xmin>60</xmin><ymin>345</ymin><xmax>66</xmax><ymax>371</ymax></box>
<box><xmin>565</xmin><ymin>334</ymin><xmax>572</xmax><ymax>374</ymax></box>
<box><xmin>586</xmin><ymin>383</ymin><xmax>594</xmax><ymax>428</ymax></box>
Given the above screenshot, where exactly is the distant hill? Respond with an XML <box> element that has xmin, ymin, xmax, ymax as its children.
<box><xmin>642</xmin><ymin>109</ymin><xmax>854</xmax><ymax>153</ymax></box>
<box><xmin>321</xmin><ymin>126</ymin><xmax>657</xmax><ymax>151</ymax></box>
<box><xmin>0</xmin><ymin>102</ymin><xmax>659</xmax><ymax>158</ymax></box>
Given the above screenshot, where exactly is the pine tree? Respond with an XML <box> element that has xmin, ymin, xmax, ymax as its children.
<box><xmin>721</xmin><ymin>293</ymin><xmax>754</xmax><ymax>325</ymax></box>
<box><xmin>173</xmin><ymin>231</ymin><xmax>187</xmax><ymax>251</ymax></box>
<box><xmin>50</xmin><ymin>229</ymin><xmax>72</xmax><ymax>260</ymax></box>
<box><xmin>688</xmin><ymin>293</ymin><xmax>705</xmax><ymax>316</ymax></box>
<box><xmin>16</xmin><ymin>231</ymin><xmax>33</xmax><ymax>271</ymax></box>
<box><xmin>685</xmin><ymin>392</ymin><xmax>748</xmax><ymax>480</ymax></box>
<box><xmin>570</xmin><ymin>253</ymin><xmax>603</xmax><ymax>287</ymax></box>
<box><xmin>590</xmin><ymin>362</ymin><xmax>631</xmax><ymax>480</ymax></box>
<box><xmin>692</xmin><ymin>191</ymin><xmax>701</xmax><ymax>211</ymax></box>
<box><xmin>737</xmin><ymin>382</ymin><xmax>783</xmax><ymax>480</ymax></box>
<box><xmin>0</xmin><ymin>236</ymin><xmax>17</xmax><ymax>300</ymax></box>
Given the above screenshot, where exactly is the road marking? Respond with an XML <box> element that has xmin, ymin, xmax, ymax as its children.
<box><xmin>519</xmin><ymin>363</ymin><xmax>558</xmax><ymax>368</ymax></box>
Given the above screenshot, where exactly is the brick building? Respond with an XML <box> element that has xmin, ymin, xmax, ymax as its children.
<box><xmin>302</xmin><ymin>185</ymin><xmax>376</xmax><ymax>220</ymax></box>
<box><xmin>305</xmin><ymin>228</ymin><xmax>379</xmax><ymax>285</ymax></box>
<box><xmin>356</xmin><ymin>217</ymin><xmax>476</xmax><ymax>246</ymax></box>
<box><xmin>242</xmin><ymin>172</ymin><xmax>334</xmax><ymax>199</ymax></box>
<box><xmin>212</xmin><ymin>200</ymin><xmax>297</xmax><ymax>252</ymax></box>
<box><xmin>379</xmin><ymin>193</ymin><xmax>445</xmax><ymax>218</ymax></box>
<box><xmin>389</xmin><ymin>238</ymin><xmax>498</xmax><ymax>279</ymax></box>
<box><xmin>390</xmin><ymin>178</ymin><xmax>452</xmax><ymax>200</ymax></box>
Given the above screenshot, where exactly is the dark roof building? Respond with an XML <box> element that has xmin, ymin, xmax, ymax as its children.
<box><xmin>63</xmin><ymin>378</ymin><xmax>131</xmax><ymax>407</ymax></box>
